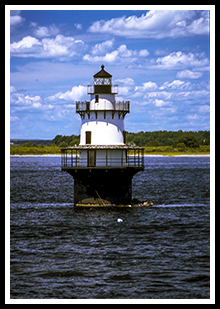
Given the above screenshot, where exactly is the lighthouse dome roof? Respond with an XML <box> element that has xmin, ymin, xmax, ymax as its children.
<box><xmin>93</xmin><ymin>64</ymin><xmax>112</xmax><ymax>78</ymax></box>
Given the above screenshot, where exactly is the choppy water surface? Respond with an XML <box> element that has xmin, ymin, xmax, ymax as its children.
<box><xmin>10</xmin><ymin>156</ymin><xmax>210</xmax><ymax>299</ymax></box>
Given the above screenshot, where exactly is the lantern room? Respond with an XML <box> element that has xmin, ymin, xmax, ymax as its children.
<box><xmin>87</xmin><ymin>64</ymin><xmax>118</xmax><ymax>95</ymax></box>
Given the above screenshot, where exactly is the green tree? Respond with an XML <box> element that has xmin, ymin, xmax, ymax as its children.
<box><xmin>52</xmin><ymin>135</ymin><xmax>63</xmax><ymax>145</ymax></box>
<box><xmin>172</xmin><ymin>134</ymin><xmax>199</xmax><ymax>148</ymax></box>
<box><xmin>175</xmin><ymin>142</ymin><xmax>186</xmax><ymax>151</ymax></box>
<box><xmin>199</xmin><ymin>137</ymin><xmax>210</xmax><ymax>145</ymax></box>
<box><xmin>145</xmin><ymin>140</ymin><xmax>161</xmax><ymax>147</ymax></box>
<box><xmin>69</xmin><ymin>139</ymin><xmax>80</xmax><ymax>146</ymax></box>
<box><xmin>133</xmin><ymin>135</ymin><xmax>142</xmax><ymax>146</ymax></box>
<box><xmin>59</xmin><ymin>141</ymin><xmax>68</xmax><ymax>147</ymax></box>
<box><xmin>22</xmin><ymin>142</ymin><xmax>32</xmax><ymax>147</ymax></box>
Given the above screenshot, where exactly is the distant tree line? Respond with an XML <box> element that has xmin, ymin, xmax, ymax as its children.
<box><xmin>11</xmin><ymin>131</ymin><xmax>210</xmax><ymax>149</ymax></box>
<box><xmin>10</xmin><ymin>131</ymin><xmax>210</xmax><ymax>155</ymax></box>
<box><xmin>126</xmin><ymin>130</ymin><xmax>210</xmax><ymax>147</ymax></box>
<box><xmin>10</xmin><ymin>139</ymin><xmax>52</xmax><ymax>147</ymax></box>
<box><xmin>50</xmin><ymin>131</ymin><xmax>210</xmax><ymax>148</ymax></box>
<box><xmin>10</xmin><ymin>134</ymin><xmax>80</xmax><ymax>148</ymax></box>
<box><xmin>51</xmin><ymin>134</ymin><xmax>80</xmax><ymax>147</ymax></box>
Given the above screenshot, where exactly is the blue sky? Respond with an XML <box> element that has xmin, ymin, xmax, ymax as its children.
<box><xmin>9</xmin><ymin>7</ymin><xmax>211</xmax><ymax>139</ymax></box>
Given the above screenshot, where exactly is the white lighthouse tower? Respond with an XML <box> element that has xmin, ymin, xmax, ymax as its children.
<box><xmin>80</xmin><ymin>65</ymin><xmax>126</xmax><ymax>145</ymax></box>
<box><xmin>61</xmin><ymin>65</ymin><xmax>144</xmax><ymax>206</ymax></box>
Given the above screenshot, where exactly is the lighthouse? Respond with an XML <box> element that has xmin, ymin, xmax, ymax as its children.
<box><xmin>61</xmin><ymin>65</ymin><xmax>144</xmax><ymax>206</ymax></box>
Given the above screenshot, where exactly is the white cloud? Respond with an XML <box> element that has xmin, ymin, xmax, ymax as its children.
<box><xmin>176</xmin><ymin>91</ymin><xmax>191</xmax><ymax>98</ymax></box>
<box><xmin>176</xmin><ymin>69</ymin><xmax>203</xmax><ymax>79</ymax></box>
<box><xmin>83</xmin><ymin>50</ymin><xmax>118</xmax><ymax>63</ymax></box>
<box><xmin>199</xmin><ymin>105</ymin><xmax>210</xmax><ymax>112</ymax></box>
<box><xmin>34</xmin><ymin>25</ymin><xmax>60</xmax><ymax>38</ymax></box>
<box><xmin>47</xmin><ymin>85</ymin><xmax>87</xmax><ymax>102</ymax></box>
<box><xmin>74</xmin><ymin>23</ymin><xmax>82</xmax><ymax>30</ymax></box>
<box><xmin>10</xmin><ymin>14</ymin><xmax>25</xmax><ymax>27</ymax></box>
<box><xmin>186</xmin><ymin>11</ymin><xmax>210</xmax><ymax>35</ymax></box>
<box><xmin>156</xmin><ymin>51</ymin><xmax>209</xmax><ymax>69</ymax></box>
<box><xmin>10</xmin><ymin>35</ymin><xmax>86</xmax><ymax>60</ymax></box>
<box><xmin>32</xmin><ymin>102</ymin><xmax>42</xmax><ymax>109</ymax></box>
<box><xmin>91</xmin><ymin>39</ymin><xmax>114</xmax><ymax>55</ymax></box>
<box><xmin>83</xmin><ymin>43</ymin><xmax>149</xmax><ymax>63</ymax></box>
<box><xmin>135</xmin><ymin>81</ymin><xmax>158</xmax><ymax>92</ymax></box>
<box><xmin>41</xmin><ymin>35</ymin><xmax>76</xmax><ymax>57</ymax></box>
<box><xmin>10</xmin><ymin>116</ymin><xmax>19</xmax><ymax>121</ymax></box>
<box><xmin>161</xmin><ymin>107</ymin><xmax>177</xmax><ymax>114</ymax></box>
<box><xmin>117</xmin><ymin>86</ymin><xmax>130</xmax><ymax>96</ymax></box>
<box><xmin>139</xmin><ymin>49</ymin><xmax>150</xmax><ymax>57</ymax></box>
<box><xmin>153</xmin><ymin>99</ymin><xmax>172</xmax><ymax>107</ymax></box>
<box><xmin>191</xmin><ymin>90</ymin><xmax>209</xmax><ymax>97</ymax></box>
<box><xmin>118</xmin><ymin>44</ymin><xmax>134</xmax><ymax>57</ymax></box>
<box><xmin>187</xmin><ymin>114</ymin><xmax>198</xmax><ymax>119</ymax></box>
<box><xmin>88</xmin><ymin>10</ymin><xmax>209</xmax><ymax>39</ymax></box>
<box><xmin>130</xmin><ymin>78</ymin><xmax>209</xmax><ymax>110</ymax></box>
<box><xmin>11</xmin><ymin>91</ymin><xmax>42</xmax><ymax>110</ymax></box>
<box><xmin>24</xmin><ymin>95</ymin><xmax>42</xmax><ymax>105</ymax></box>
<box><xmin>159</xmin><ymin>80</ymin><xmax>190</xmax><ymax>90</ymax></box>
<box><xmin>175</xmin><ymin>89</ymin><xmax>209</xmax><ymax>101</ymax></box>
<box><xmin>143</xmin><ymin>91</ymin><xmax>173</xmax><ymax>100</ymax></box>
<box><xmin>10</xmin><ymin>86</ymin><xmax>16</xmax><ymax>93</ymax></box>
<box><xmin>11</xmin><ymin>36</ymin><xmax>41</xmax><ymax>50</ymax></box>
<box><xmin>115</xmin><ymin>78</ymin><xmax>135</xmax><ymax>85</ymax></box>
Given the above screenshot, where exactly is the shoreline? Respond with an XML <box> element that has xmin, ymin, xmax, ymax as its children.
<box><xmin>10</xmin><ymin>154</ymin><xmax>210</xmax><ymax>157</ymax></box>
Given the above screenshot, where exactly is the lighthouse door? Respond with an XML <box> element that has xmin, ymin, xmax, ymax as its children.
<box><xmin>88</xmin><ymin>150</ymin><xmax>96</xmax><ymax>167</ymax></box>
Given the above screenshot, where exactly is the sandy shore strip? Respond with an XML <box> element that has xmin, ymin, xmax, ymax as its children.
<box><xmin>10</xmin><ymin>154</ymin><xmax>62</xmax><ymax>157</ymax></box>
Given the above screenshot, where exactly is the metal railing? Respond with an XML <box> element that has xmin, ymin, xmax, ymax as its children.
<box><xmin>76</xmin><ymin>101</ymin><xmax>130</xmax><ymax>112</ymax></box>
<box><xmin>87</xmin><ymin>85</ymin><xmax>118</xmax><ymax>94</ymax></box>
<box><xmin>61</xmin><ymin>149</ymin><xmax>144</xmax><ymax>169</ymax></box>
<box><xmin>115</xmin><ymin>101</ymin><xmax>129</xmax><ymax>111</ymax></box>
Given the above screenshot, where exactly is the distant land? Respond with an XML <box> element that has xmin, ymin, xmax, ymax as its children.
<box><xmin>10</xmin><ymin>139</ymin><xmax>52</xmax><ymax>147</ymax></box>
<box><xmin>10</xmin><ymin>130</ymin><xmax>210</xmax><ymax>147</ymax></box>
<box><xmin>10</xmin><ymin>130</ymin><xmax>210</xmax><ymax>156</ymax></box>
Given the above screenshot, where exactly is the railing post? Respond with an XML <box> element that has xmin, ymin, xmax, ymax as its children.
<box><xmin>106</xmin><ymin>149</ymin><xmax>108</xmax><ymax>167</ymax></box>
<box><xmin>121</xmin><ymin>150</ymin><xmax>123</xmax><ymax>167</ymax></box>
<box><xmin>75</xmin><ymin>149</ymin><xmax>77</xmax><ymax>167</ymax></box>
<box><xmin>134</xmin><ymin>149</ymin><xmax>136</xmax><ymax>166</ymax></box>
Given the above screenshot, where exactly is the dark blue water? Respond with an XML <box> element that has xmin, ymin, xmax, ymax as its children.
<box><xmin>10</xmin><ymin>156</ymin><xmax>210</xmax><ymax>299</ymax></box>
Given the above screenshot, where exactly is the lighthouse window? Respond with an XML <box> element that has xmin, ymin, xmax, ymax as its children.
<box><xmin>95</xmin><ymin>95</ymin><xmax>99</xmax><ymax>103</ymax></box>
<box><xmin>85</xmin><ymin>131</ymin><xmax>91</xmax><ymax>144</ymax></box>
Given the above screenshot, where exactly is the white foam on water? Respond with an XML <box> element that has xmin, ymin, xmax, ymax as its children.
<box><xmin>153</xmin><ymin>203</ymin><xmax>207</xmax><ymax>208</ymax></box>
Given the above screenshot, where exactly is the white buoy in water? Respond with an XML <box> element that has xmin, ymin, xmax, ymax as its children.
<box><xmin>117</xmin><ymin>218</ymin><xmax>123</xmax><ymax>222</ymax></box>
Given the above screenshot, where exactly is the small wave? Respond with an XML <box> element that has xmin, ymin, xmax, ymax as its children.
<box><xmin>10</xmin><ymin>202</ymin><xmax>74</xmax><ymax>210</ymax></box>
<box><xmin>153</xmin><ymin>203</ymin><xmax>207</xmax><ymax>208</ymax></box>
<box><xmin>143</xmin><ymin>154</ymin><xmax>210</xmax><ymax>157</ymax></box>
